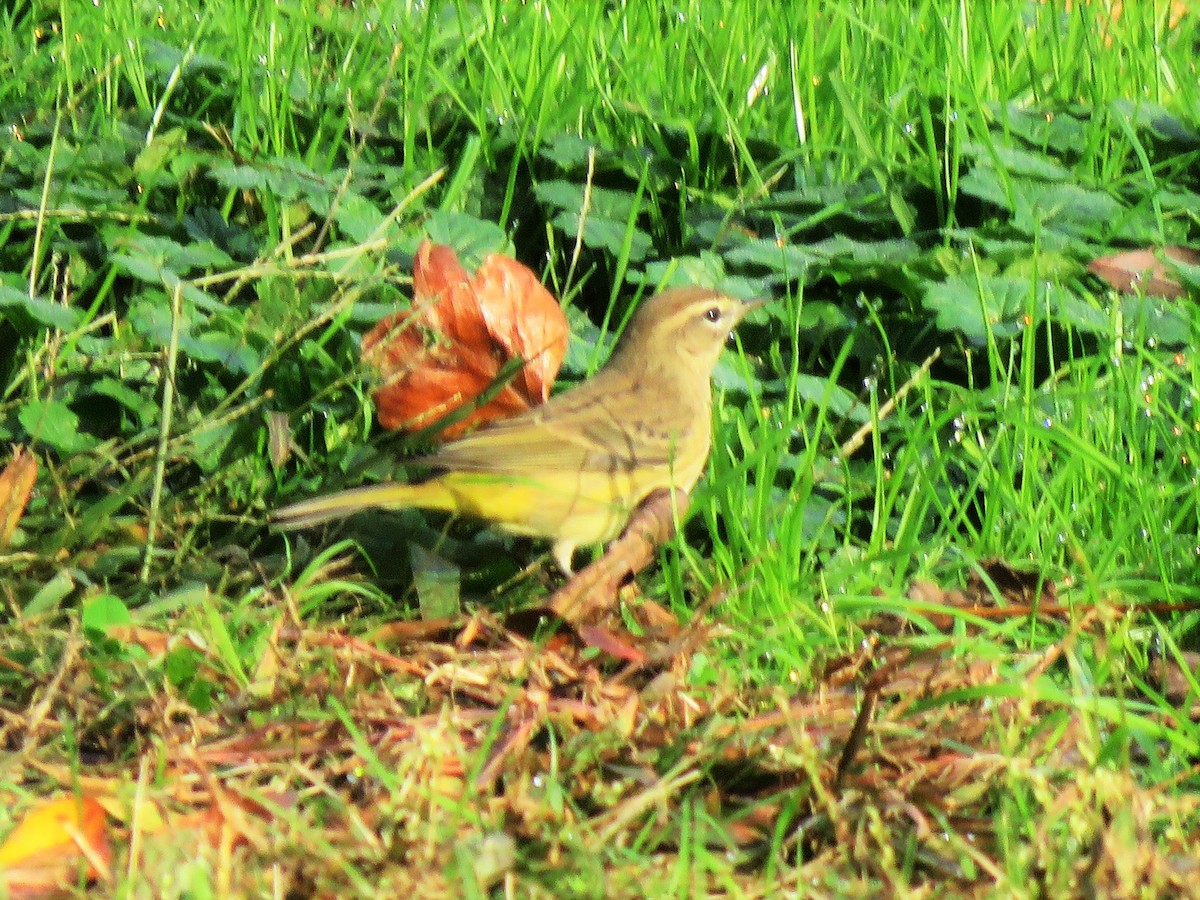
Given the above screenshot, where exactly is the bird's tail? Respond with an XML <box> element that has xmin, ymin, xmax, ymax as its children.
<box><xmin>271</xmin><ymin>481</ymin><xmax>456</xmax><ymax>530</ymax></box>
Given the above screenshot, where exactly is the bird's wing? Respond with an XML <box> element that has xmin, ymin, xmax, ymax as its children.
<box><xmin>426</xmin><ymin>376</ymin><xmax>684</xmax><ymax>474</ymax></box>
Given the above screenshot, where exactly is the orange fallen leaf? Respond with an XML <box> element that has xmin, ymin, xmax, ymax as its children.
<box><xmin>471</xmin><ymin>251</ymin><xmax>567</xmax><ymax>404</ymax></box>
<box><xmin>363</xmin><ymin>239</ymin><xmax>568</xmax><ymax>439</ymax></box>
<box><xmin>0</xmin><ymin>446</ymin><xmax>37</xmax><ymax>548</ymax></box>
<box><xmin>1088</xmin><ymin>246</ymin><xmax>1200</xmax><ymax>299</ymax></box>
<box><xmin>0</xmin><ymin>795</ymin><xmax>111</xmax><ymax>894</ymax></box>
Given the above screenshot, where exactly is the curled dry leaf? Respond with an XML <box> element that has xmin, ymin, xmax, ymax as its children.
<box><xmin>362</xmin><ymin>239</ymin><xmax>568</xmax><ymax>439</ymax></box>
<box><xmin>0</xmin><ymin>445</ymin><xmax>37</xmax><ymax>548</ymax></box>
<box><xmin>471</xmin><ymin>251</ymin><xmax>565</xmax><ymax>403</ymax></box>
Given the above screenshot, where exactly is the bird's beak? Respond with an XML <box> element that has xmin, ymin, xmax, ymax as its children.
<box><xmin>734</xmin><ymin>297</ymin><xmax>767</xmax><ymax>324</ymax></box>
<box><xmin>724</xmin><ymin>297</ymin><xmax>766</xmax><ymax>343</ymax></box>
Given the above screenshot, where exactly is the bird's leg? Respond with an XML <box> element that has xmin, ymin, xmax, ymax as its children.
<box><xmin>549</xmin><ymin>488</ymin><xmax>690</xmax><ymax>624</ymax></box>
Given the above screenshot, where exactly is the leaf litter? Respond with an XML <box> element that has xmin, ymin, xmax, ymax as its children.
<box><xmin>4</xmin><ymin>567</ymin><xmax>1199</xmax><ymax>896</ymax></box>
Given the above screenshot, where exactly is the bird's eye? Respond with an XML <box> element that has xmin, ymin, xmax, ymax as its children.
<box><xmin>704</xmin><ymin>307</ymin><xmax>722</xmax><ymax>323</ymax></box>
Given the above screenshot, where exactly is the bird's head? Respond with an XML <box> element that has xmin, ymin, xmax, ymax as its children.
<box><xmin>616</xmin><ymin>286</ymin><xmax>763</xmax><ymax>377</ymax></box>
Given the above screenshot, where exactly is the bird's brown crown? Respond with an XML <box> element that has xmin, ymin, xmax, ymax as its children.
<box><xmin>610</xmin><ymin>286</ymin><xmax>760</xmax><ymax>376</ymax></box>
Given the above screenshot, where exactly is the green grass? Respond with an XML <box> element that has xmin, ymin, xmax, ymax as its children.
<box><xmin>2</xmin><ymin>0</ymin><xmax>1200</xmax><ymax>895</ymax></box>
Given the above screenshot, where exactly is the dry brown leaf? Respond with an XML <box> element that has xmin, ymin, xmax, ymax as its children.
<box><xmin>0</xmin><ymin>446</ymin><xmax>37</xmax><ymax>549</ymax></box>
<box><xmin>1088</xmin><ymin>246</ymin><xmax>1200</xmax><ymax>299</ymax></box>
<box><xmin>368</xmin><ymin>617</ymin><xmax>461</xmax><ymax>646</ymax></box>
<box><xmin>876</xmin><ymin>561</ymin><xmax>1059</xmax><ymax>635</ymax></box>
<box><xmin>104</xmin><ymin>625</ymin><xmax>206</xmax><ymax>658</ymax></box>
<box><xmin>362</xmin><ymin>239</ymin><xmax>568</xmax><ymax>439</ymax></box>
<box><xmin>967</xmin><ymin>558</ymin><xmax>1057</xmax><ymax>608</ymax></box>
<box><xmin>265</xmin><ymin>411</ymin><xmax>294</xmax><ymax>471</ymax></box>
<box><xmin>1147</xmin><ymin>649</ymin><xmax>1200</xmax><ymax>710</ymax></box>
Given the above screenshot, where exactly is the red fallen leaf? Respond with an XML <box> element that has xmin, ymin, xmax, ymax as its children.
<box><xmin>576</xmin><ymin>624</ymin><xmax>648</xmax><ymax>665</ymax></box>
<box><xmin>1088</xmin><ymin>246</ymin><xmax>1200</xmax><ymax>299</ymax></box>
<box><xmin>0</xmin><ymin>446</ymin><xmax>37</xmax><ymax>549</ymax></box>
<box><xmin>0</xmin><ymin>796</ymin><xmax>111</xmax><ymax>894</ymax></box>
<box><xmin>362</xmin><ymin>239</ymin><xmax>568</xmax><ymax>439</ymax></box>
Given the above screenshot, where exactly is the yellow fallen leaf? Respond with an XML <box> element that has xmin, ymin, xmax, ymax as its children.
<box><xmin>0</xmin><ymin>795</ymin><xmax>111</xmax><ymax>886</ymax></box>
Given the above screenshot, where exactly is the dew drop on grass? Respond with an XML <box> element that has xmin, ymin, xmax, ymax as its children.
<box><xmin>1042</xmin><ymin>417</ymin><xmax>1052</xmax><ymax>428</ymax></box>
<box><xmin>1147</xmin><ymin>337</ymin><xmax>1157</xmax><ymax>349</ymax></box>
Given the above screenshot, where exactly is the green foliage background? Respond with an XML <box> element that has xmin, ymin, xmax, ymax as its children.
<box><xmin>2</xmin><ymin>1</ymin><xmax>1200</xmax><ymax>890</ymax></box>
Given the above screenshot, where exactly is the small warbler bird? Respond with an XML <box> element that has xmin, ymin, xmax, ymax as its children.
<box><xmin>272</xmin><ymin>286</ymin><xmax>762</xmax><ymax>574</ymax></box>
